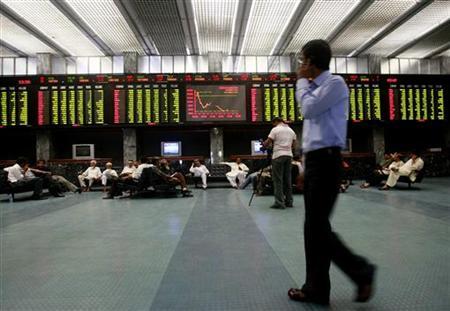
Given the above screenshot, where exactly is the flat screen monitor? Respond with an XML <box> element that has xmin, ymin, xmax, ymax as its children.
<box><xmin>161</xmin><ymin>141</ymin><xmax>182</xmax><ymax>157</ymax></box>
<box><xmin>185</xmin><ymin>85</ymin><xmax>246</xmax><ymax>121</ymax></box>
<box><xmin>72</xmin><ymin>144</ymin><xmax>95</xmax><ymax>159</ymax></box>
<box><xmin>251</xmin><ymin>140</ymin><xmax>266</xmax><ymax>155</ymax></box>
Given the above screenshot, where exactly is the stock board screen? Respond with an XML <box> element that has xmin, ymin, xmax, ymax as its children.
<box><xmin>37</xmin><ymin>76</ymin><xmax>106</xmax><ymax>126</ymax></box>
<box><xmin>250</xmin><ymin>83</ymin><xmax>297</xmax><ymax>122</ymax></box>
<box><xmin>385</xmin><ymin>76</ymin><xmax>446</xmax><ymax>121</ymax></box>
<box><xmin>0</xmin><ymin>78</ymin><xmax>32</xmax><ymax>127</ymax></box>
<box><xmin>113</xmin><ymin>83</ymin><xmax>180</xmax><ymax>124</ymax></box>
<box><xmin>186</xmin><ymin>85</ymin><xmax>246</xmax><ymax>121</ymax></box>
<box><xmin>345</xmin><ymin>75</ymin><xmax>382</xmax><ymax>121</ymax></box>
<box><xmin>1</xmin><ymin>73</ymin><xmax>447</xmax><ymax>127</ymax></box>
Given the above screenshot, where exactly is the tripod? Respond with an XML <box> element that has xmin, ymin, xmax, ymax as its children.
<box><xmin>248</xmin><ymin>152</ymin><xmax>272</xmax><ymax>207</ymax></box>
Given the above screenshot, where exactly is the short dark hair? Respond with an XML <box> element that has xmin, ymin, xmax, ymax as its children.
<box><xmin>301</xmin><ymin>39</ymin><xmax>331</xmax><ymax>70</ymax></box>
<box><xmin>16</xmin><ymin>157</ymin><xmax>28</xmax><ymax>166</ymax></box>
<box><xmin>272</xmin><ymin>117</ymin><xmax>284</xmax><ymax>124</ymax></box>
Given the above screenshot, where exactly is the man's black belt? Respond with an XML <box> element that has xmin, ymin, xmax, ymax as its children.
<box><xmin>305</xmin><ymin>147</ymin><xmax>341</xmax><ymax>159</ymax></box>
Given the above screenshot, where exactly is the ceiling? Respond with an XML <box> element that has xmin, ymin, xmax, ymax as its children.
<box><xmin>0</xmin><ymin>0</ymin><xmax>449</xmax><ymax>59</ymax></box>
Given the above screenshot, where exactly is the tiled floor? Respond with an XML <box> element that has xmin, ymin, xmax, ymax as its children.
<box><xmin>1</xmin><ymin>178</ymin><xmax>449</xmax><ymax>310</ymax></box>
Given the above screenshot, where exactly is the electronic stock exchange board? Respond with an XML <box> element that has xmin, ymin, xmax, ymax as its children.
<box><xmin>0</xmin><ymin>73</ymin><xmax>447</xmax><ymax>128</ymax></box>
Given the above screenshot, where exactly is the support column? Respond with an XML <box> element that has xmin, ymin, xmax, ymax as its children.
<box><xmin>208</xmin><ymin>52</ymin><xmax>223</xmax><ymax>72</ymax></box>
<box><xmin>122</xmin><ymin>53</ymin><xmax>138</xmax><ymax>165</ymax></box>
<box><xmin>210</xmin><ymin>127</ymin><xmax>224</xmax><ymax>164</ymax></box>
<box><xmin>292</xmin><ymin>124</ymin><xmax>302</xmax><ymax>155</ymax></box>
<box><xmin>368</xmin><ymin>54</ymin><xmax>384</xmax><ymax>163</ymax></box>
<box><xmin>36</xmin><ymin>53</ymin><xmax>52</xmax><ymax>75</ymax></box>
<box><xmin>123</xmin><ymin>52</ymin><xmax>139</xmax><ymax>74</ymax></box>
<box><xmin>36</xmin><ymin>54</ymin><xmax>54</xmax><ymax>161</ymax></box>
<box><xmin>123</xmin><ymin>128</ymin><xmax>137</xmax><ymax>165</ymax></box>
<box><xmin>367</xmin><ymin>54</ymin><xmax>381</xmax><ymax>74</ymax></box>
<box><xmin>36</xmin><ymin>130</ymin><xmax>53</xmax><ymax>161</ymax></box>
<box><xmin>439</xmin><ymin>56</ymin><xmax>450</xmax><ymax>74</ymax></box>
<box><xmin>372</xmin><ymin>128</ymin><xmax>385</xmax><ymax>164</ymax></box>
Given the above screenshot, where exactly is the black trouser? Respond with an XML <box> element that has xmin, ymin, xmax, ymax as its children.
<box><xmin>302</xmin><ymin>147</ymin><xmax>370</xmax><ymax>301</ymax></box>
<box><xmin>365</xmin><ymin>170</ymin><xmax>386</xmax><ymax>186</ymax></box>
<box><xmin>11</xmin><ymin>178</ymin><xmax>43</xmax><ymax>197</ymax></box>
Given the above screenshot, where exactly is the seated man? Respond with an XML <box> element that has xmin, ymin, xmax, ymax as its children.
<box><xmin>119</xmin><ymin>160</ymin><xmax>137</xmax><ymax>180</ymax></box>
<box><xmin>155</xmin><ymin>158</ymin><xmax>191</xmax><ymax>195</ymax></box>
<box><xmin>221</xmin><ymin>157</ymin><xmax>249</xmax><ymax>188</ymax></box>
<box><xmin>101</xmin><ymin>162</ymin><xmax>118</xmax><ymax>187</ymax></box>
<box><xmin>33</xmin><ymin>159</ymin><xmax>81</xmax><ymax>194</ymax></box>
<box><xmin>78</xmin><ymin>160</ymin><xmax>102</xmax><ymax>191</ymax></box>
<box><xmin>360</xmin><ymin>153</ymin><xmax>396</xmax><ymax>188</ymax></box>
<box><xmin>361</xmin><ymin>153</ymin><xmax>403</xmax><ymax>188</ymax></box>
<box><xmin>380</xmin><ymin>151</ymin><xmax>424</xmax><ymax>190</ymax></box>
<box><xmin>189</xmin><ymin>159</ymin><xmax>209</xmax><ymax>189</ymax></box>
<box><xmin>239</xmin><ymin>164</ymin><xmax>271</xmax><ymax>190</ymax></box>
<box><xmin>3</xmin><ymin>157</ymin><xmax>45</xmax><ymax>200</ymax></box>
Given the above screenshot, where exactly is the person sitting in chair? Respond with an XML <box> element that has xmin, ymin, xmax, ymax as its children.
<box><xmin>155</xmin><ymin>158</ymin><xmax>192</xmax><ymax>196</ymax></box>
<box><xmin>380</xmin><ymin>151</ymin><xmax>424</xmax><ymax>190</ymax></box>
<box><xmin>120</xmin><ymin>160</ymin><xmax>136</xmax><ymax>180</ymax></box>
<box><xmin>221</xmin><ymin>157</ymin><xmax>249</xmax><ymax>188</ymax></box>
<box><xmin>360</xmin><ymin>153</ymin><xmax>397</xmax><ymax>188</ymax></box>
<box><xmin>33</xmin><ymin>160</ymin><xmax>81</xmax><ymax>194</ymax></box>
<box><xmin>78</xmin><ymin>160</ymin><xmax>102</xmax><ymax>191</ymax></box>
<box><xmin>101</xmin><ymin>162</ymin><xmax>118</xmax><ymax>188</ymax></box>
<box><xmin>4</xmin><ymin>157</ymin><xmax>45</xmax><ymax>200</ymax></box>
<box><xmin>189</xmin><ymin>159</ymin><xmax>210</xmax><ymax>189</ymax></box>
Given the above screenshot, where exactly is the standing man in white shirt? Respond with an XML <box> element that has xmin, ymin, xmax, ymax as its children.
<box><xmin>4</xmin><ymin>157</ymin><xmax>45</xmax><ymax>200</ymax></box>
<box><xmin>190</xmin><ymin>159</ymin><xmax>210</xmax><ymax>189</ymax></box>
<box><xmin>221</xmin><ymin>158</ymin><xmax>249</xmax><ymax>188</ymax></box>
<box><xmin>78</xmin><ymin>160</ymin><xmax>102</xmax><ymax>191</ymax></box>
<box><xmin>263</xmin><ymin>117</ymin><xmax>297</xmax><ymax>209</ymax></box>
<box><xmin>101</xmin><ymin>162</ymin><xmax>118</xmax><ymax>187</ymax></box>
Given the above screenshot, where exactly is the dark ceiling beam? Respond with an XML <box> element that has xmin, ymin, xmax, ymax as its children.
<box><xmin>350</xmin><ymin>0</ymin><xmax>433</xmax><ymax>57</ymax></box>
<box><xmin>230</xmin><ymin>0</ymin><xmax>253</xmax><ymax>55</ymax></box>
<box><xmin>0</xmin><ymin>39</ymin><xmax>27</xmax><ymax>57</ymax></box>
<box><xmin>388</xmin><ymin>20</ymin><xmax>450</xmax><ymax>58</ymax></box>
<box><xmin>176</xmin><ymin>0</ymin><xmax>199</xmax><ymax>55</ymax></box>
<box><xmin>113</xmin><ymin>0</ymin><xmax>159</xmax><ymax>55</ymax></box>
<box><xmin>271</xmin><ymin>0</ymin><xmax>315</xmax><ymax>56</ymax></box>
<box><xmin>0</xmin><ymin>4</ymin><xmax>71</xmax><ymax>56</ymax></box>
<box><xmin>327</xmin><ymin>0</ymin><xmax>375</xmax><ymax>44</ymax></box>
<box><xmin>50</xmin><ymin>0</ymin><xmax>114</xmax><ymax>56</ymax></box>
<box><xmin>424</xmin><ymin>42</ymin><xmax>450</xmax><ymax>59</ymax></box>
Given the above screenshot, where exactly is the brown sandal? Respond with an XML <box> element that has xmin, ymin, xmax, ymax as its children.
<box><xmin>288</xmin><ymin>288</ymin><xmax>330</xmax><ymax>305</ymax></box>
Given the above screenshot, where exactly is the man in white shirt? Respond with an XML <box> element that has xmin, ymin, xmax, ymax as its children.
<box><xmin>120</xmin><ymin>160</ymin><xmax>137</xmax><ymax>180</ymax></box>
<box><xmin>4</xmin><ymin>157</ymin><xmax>45</xmax><ymax>200</ymax></box>
<box><xmin>101</xmin><ymin>162</ymin><xmax>118</xmax><ymax>187</ymax></box>
<box><xmin>263</xmin><ymin>117</ymin><xmax>297</xmax><ymax>209</ymax></box>
<box><xmin>190</xmin><ymin>159</ymin><xmax>210</xmax><ymax>189</ymax></box>
<box><xmin>78</xmin><ymin>160</ymin><xmax>102</xmax><ymax>191</ymax></box>
<box><xmin>381</xmin><ymin>152</ymin><xmax>424</xmax><ymax>190</ymax></box>
<box><xmin>221</xmin><ymin>158</ymin><xmax>249</xmax><ymax>188</ymax></box>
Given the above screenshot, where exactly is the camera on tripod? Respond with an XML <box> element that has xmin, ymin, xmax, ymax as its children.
<box><xmin>258</xmin><ymin>138</ymin><xmax>272</xmax><ymax>156</ymax></box>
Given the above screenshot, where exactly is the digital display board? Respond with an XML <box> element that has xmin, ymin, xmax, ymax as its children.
<box><xmin>0</xmin><ymin>78</ymin><xmax>31</xmax><ymax>127</ymax></box>
<box><xmin>37</xmin><ymin>76</ymin><xmax>106</xmax><ymax>126</ymax></box>
<box><xmin>112</xmin><ymin>74</ymin><xmax>180</xmax><ymax>124</ymax></box>
<box><xmin>250</xmin><ymin>83</ymin><xmax>297</xmax><ymax>122</ymax></box>
<box><xmin>345</xmin><ymin>75</ymin><xmax>382</xmax><ymax>121</ymax></box>
<box><xmin>1</xmin><ymin>73</ymin><xmax>447</xmax><ymax>128</ymax></box>
<box><xmin>186</xmin><ymin>85</ymin><xmax>246</xmax><ymax>121</ymax></box>
<box><xmin>385</xmin><ymin>76</ymin><xmax>445</xmax><ymax>121</ymax></box>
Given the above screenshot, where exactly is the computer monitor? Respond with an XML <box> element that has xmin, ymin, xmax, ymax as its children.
<box><xmin>161</xmin><ymin>141</ymin><xmax>182</xmax><ymax>157</ymax></box>
<box><xmin>251</xmin><ymin>140</ymin><xmax>266</xmax><ymax>155</ymax></box>
<box><xmin>72</xmin><ymin>144</ymin><xmax>95</xmax><ymax>160</ymax></box>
